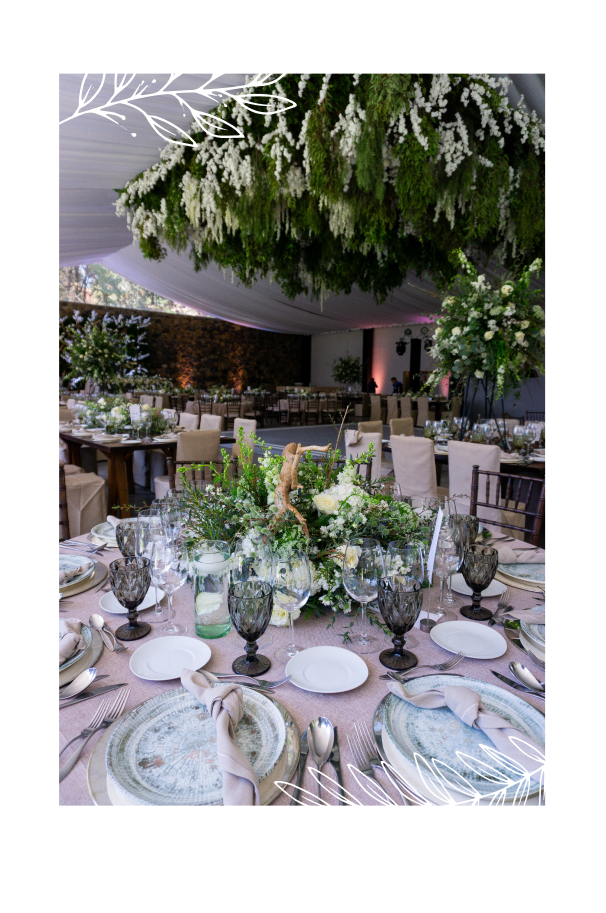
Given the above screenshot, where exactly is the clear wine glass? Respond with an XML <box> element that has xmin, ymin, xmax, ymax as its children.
<box><xmin>385</xmin><ymin>541</ymin><xmax>424</xmax><ymax>647</ymax></box>
<box><xmin>272</xmin><ymin>550</ymin><xmax>312</xmax><ymax>664</ymax></box>
<box><xmin>443</xmin><ymin>514</ymin><xmax>473</xmax><ymax>603</ymax></box>
<box><xmin>145</xmin><ymin>538</ymin><xmax>171</xmax><ymax>624</ymax></box>
<box><xmin>231</xmin><ymin>541</ymin><xmax>274</xmax><ymax>647</ymax></box>
<box><xmin>158</xmin><ymin>540</ymin><xmax>189</xmax><ymax>635</ymax></box>
<box><xmin>433</xmin><ymin>536</ymin><xmax>463</xmax><ymax>621</ymax></box>
<box><xmin>136</xmin><ymin>509</ymin><xmax>167</xmax><ymax>623</ymax></box>
<box><xmin>341</xmin><ymin>538</ymin><xmax>385</xmax><ymax>654</ymax></box>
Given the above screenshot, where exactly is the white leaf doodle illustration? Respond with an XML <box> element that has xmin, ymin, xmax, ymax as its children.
<box><xmin>60</xmin><ymin>73</ymin><xmax>297</xmax><ymax>144</ymax></box>
<box><xmin>242</xmin><ymin>736</ymin><xmax>583</xmax><ymax>865</ymax></box>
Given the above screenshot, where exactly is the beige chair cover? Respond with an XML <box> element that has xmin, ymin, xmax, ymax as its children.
<box><xmin>60</xmin><ymin>462</ymin><xmax>84</xmax><ymax>476</ymax></box>
<box><xmin>391</xmin><ymin>436</ymin><xmax>438</xmax><ymax>498</ymax></box>
<box><xmin>66</xmin><ymin>398</ymin><xmax>76</xmax><ymax>409</ymax></box>
<box><xmin>345</xmin><ymin>432</ymin><xmax>382</xmax><ymax>481</ymax></box>
<box><xmin>140</xmin><ymin>395</ymin><xmax>155</xmax><ymax>407</ymax></box>
<box><xmin>154</xmin><ymin>394</ymin><xmax>170</xmax><ymax>409</ymax></box>
<box><xmin>211</xmin><ymin>403</ymin><xmax>228</xmax><ymax>429</ymax></box>
<box><xmin>184</xmin><ymin>401</ymin><xmax>199</xmax><ymax>415</ymax></box>
<box><xmin>448</xmin><ymin>441</ymin><xmax>501</xmax><ymax>524</ymax></box>
<box><xmin>399</xmin><ymin>397</ymin><xmax>413</xmax><ymax>419</ymax></box>
<box><xmin>179</xmin><ymin>412</ymin><xmax>199</xmax><ymax>430</ymax></box>
<box><xmin>358</xmin><ymin>420</ymin><xmax>383</xmax><ymax>435</ymax></box>
<box><xmin>354</xmin><ymin>404</ymin><xmax>365</xmax><ymax>417</ymax></box>
<box><xmin>415</xmin><ymin>397</ymin><xmax>429</xmax><ymax>426</ymax></box>
<box><xmin>232</xmin><ymin>418</ymin><xmax>257</xmax><ymax>461</ymax></box>
<box><xmin>239</xmin><ymin>399</ymin><xmax>254</xmax><ymax>418</ymax></box>
<box><xmin>65</xmin><ymin>472</ymin><xmax>107</xmax><ymax>536</ymax></box>
<box><xmin>386</xmin><ymin>397</ymin><xmax>399</xmax><ymax>422</ymax></box>
<box><xmin>369</xmin><ymin>394</ymin><xmax>382</xmax><ymax>423</ymax></box>
<box><xmin>199</xmin><ymin>413</ymin><xmax>222</xmax><ymax>430</ymax></box>
<box><xmin>59</xmin><ymin>406</ymin><xmax>72</xmax><ymax>422</ymax></box>
<box><xmin>154</xmin><ymin>430</ymin><xmax>222</xmax><ymax>499</ymax></box>
<box><xmin>389</xmin><ymin>418</ymin><xmax>414</xmax><ymax>437</ymax></box>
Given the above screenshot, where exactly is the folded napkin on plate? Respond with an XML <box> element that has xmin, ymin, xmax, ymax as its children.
<box><xmin>106</xmin><ymin>516</ymin><xmax>121</xmax><ymax>529</ymax></box>
<box><xmin>181</xmin><ymin>669</ymin><xmax>260</xmax><ymax>806</ymax></box>
<box><xmin>496</xmin><ymin>542</ymin><xmax>545</xmax><ymax>564</ymax></box>
<box><xmin>59</xmin><ymin>618</ymin><xmax>87</xmax><ymax>665</ymax></box>
<box><xmin>59</xmin><ymin>560</ymin><xmax>92</xmax><ymax>585</ymax></box>
<box><xmin>345</xmin><ymin>429</ymin><xmax>364</xmax><ymax>446</ymax></box>
<box><xmin>501</xmin><ymin>608</ymin><xmax>545</xmax><ymax>624</ymax></box>
<box><xmin>388</xmin><ymin>682</ymin><xmax>543</xmax><ymax>782</ymax></box>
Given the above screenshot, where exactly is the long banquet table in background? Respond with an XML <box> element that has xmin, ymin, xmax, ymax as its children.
<box><xmin>59</xmin><ymin>535</ymin><xmax>545</xmax><ymax>806</ymax></box>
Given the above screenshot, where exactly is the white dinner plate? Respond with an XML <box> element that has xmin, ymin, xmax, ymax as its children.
<box><xmin>71</xmin><ymin>430</ymin><xmax>93</xmax><ymax>437</ymax></box>
<box><xmin>519</xmin><ymin>629</ymin><xmax>545</xmax><ymax>660</ymax></box>
<box><xmin>99</xmin><ymin>587</ymin><xmax>165</xmax><ymax>614</ymax></box>
<box><xmin>430</xmin><ymin>620</ymin><xmax>507</xmax><ymax>659</ymax></box>
<box><xmin>129</xmin><ymin>636</ymin><xmax>211</xmax><ymax>681</ymax></box>
<box><xmin>449</xmin><ymin>573</ymin><xmax>506</xmax><ymax>598</ymax></box>
<box><xmin>285</xmin><ymin>645</ymin><xmax>368</xmax><ymax>693</ymax></box>
<box><xmin>91</xmin><ymin>521</ymin><xmax>119</xmax><ymax>544</ymax></box>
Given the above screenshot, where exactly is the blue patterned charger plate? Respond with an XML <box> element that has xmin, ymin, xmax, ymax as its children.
<box><xmin>59</xmin><ymin>554</ymin><xmax>94</xmax><ymax>589</ymax></box>
<box><xmin>106</xmin><ymin>685</ymin><xmax>286</xmax><ymax>805</ymax></box>
<box><xmin>521</xmin><ymin>606</ymin><xmax>545</xmax><ymax>649</ymax></box>
<box><xmin>498</xmin><ymin>563</ymin><xmax>545</xmax><ymax>584</ymax></box>
<box><xmin>59</xmin><ymin>622</ymin><xmax>92</xmax><ymax>671</ymax></box>
<box><xmin>382</xmin><ymin>674</ymin><xmax>544</xmax><ymax>800</ymax></box>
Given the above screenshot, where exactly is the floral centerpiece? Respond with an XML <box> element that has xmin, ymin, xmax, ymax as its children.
<box><xmin>179</xmin><ymin>426</ymin><xmax>422</xmax><ymax>628</ymax></box>
<box><xmin>78</xmin><ymin>396</ymin><xmax>167</xmax><ymax>435</ymax></box>
<box><xmin>424</xmin><ymin>251</ymin><xmax>544</xmax><ymax>434</ymax></box>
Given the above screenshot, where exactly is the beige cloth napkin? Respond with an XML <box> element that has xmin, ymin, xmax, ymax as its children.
<box><xmin>501</xmin><ymin>608</ymin><xmax>545</xmax><ymax>624</ymax></box>
<box><xmin>106</xmin><ymin>515</ymin><xmax>121</xmax><ymax>529</ymax></box>
<box><xmin>388</xmin><ymin>682</ymin><xmax>543</xmax><ymax>782</ymax></box>
<box><xmin>59</xmin><ymin>618</ymin><xmax>87</xmax><ymax>665</ymax></box>
<box><xmin>181</xmin><ymin>669</ymin><xmax>260</xmax><ymax>806</ymax></box>
<box><xmin>495</xmin><ymin>542</ymin><xmax>545</xmax><ymax>564</ymax></box>
<box><xmin>59</xmin><ymin>560</ymin><xmax>92</xmax><ymax>585</ymax></box>
<box><xmin>345</xmin><ymin>429</ymin><xmax>363</xmax><ymax>446</ymax></box>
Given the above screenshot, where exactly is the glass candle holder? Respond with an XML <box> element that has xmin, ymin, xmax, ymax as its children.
<box><xmin>228</xmin><ymin>581</ymin><xmax>273</xmax><ymax>676</ymax></box>
<box><xmin>377</xmin><ymin>576</ymin><xmax>423</xmax><ymax>670</ymax></box>
<box><xmin>192</xmin><ymin>541</ymin><xmax>231</xmax><ymax>638</ymax></box>
<box><xmin>460</xmin><ymin>545</ymin><xmax>499</xmax><ymax>621</ymax></box>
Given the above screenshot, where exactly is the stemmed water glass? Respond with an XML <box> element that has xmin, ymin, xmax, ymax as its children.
<box><xmin>131</xmin><ymin>416</ymin><xmax>143</xmax><ymax>440</ymax></box>
<box><xmin>377</xmin><ymin>576</ymin><xmax>424</xmax><ymax>670</ymax></box>
<box><xmin>443</xmin><ymin>514</ymin><xmax>476</xmax><ymax>603</ymax></box>
<box><xmin>385</xmin><ymin>541</ymin><xmax>424</xmax><ymax>647</ymax></box>
<box><xmin>433</xmin><ymin>534</ymin><xmax>463</xmax><ymax>621</ymax></box>
<box><xmin>231</xmin><ymin>541</ymin><xmax>274</xmax><ymax>647</ymax></box>
<box><xmin>109</xmin><ymin>556</ymin><xmax>152</xmax><ymax>641</ymax></box>
<box><xmin>157</xmin><ymin>540</ymin><xmax>189</xmax><ymax>635</ymax></box>
<box><xmin>228</xmin><ymin>581</ymin><xmax>274</xmax><ymax>675</ymax></box>
<box><xmin>272</xmin><ymin>550</ymin><xmax>312</xmax><ymax>664</ymax></box>
<box><xmin>460</xmin><ymin>545</ymin><xmax>499</xmax><ymax>620</ymax></box>
<box><xmin>341</xmin><ymin>538</ymin><xmax>385</xmax><ymax>654</ymax></box>
<box><xmin>512</xmin><ymin>425</ymin><xmax>526</xmax><ymax>458</ymax></box>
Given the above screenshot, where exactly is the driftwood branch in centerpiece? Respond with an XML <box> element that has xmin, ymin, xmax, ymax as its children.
<box><xmin>274</xmin><ymin>443</ymin><xmax>331</xmax><ymax>537</ymax></box>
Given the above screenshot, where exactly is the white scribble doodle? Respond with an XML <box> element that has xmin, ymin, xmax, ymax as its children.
<box><xmin>242</xmin><ymin>736</ymin><xmax>583</xmax><ymax>865</ymax></box>
<box><xmin>59</xmin><ymin>73</ymin><xmax>297</xmax><ymax>144</ymax></box>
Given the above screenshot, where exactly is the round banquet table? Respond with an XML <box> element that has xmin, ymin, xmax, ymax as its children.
<box><xmin>59</xmin><ymin>535</ymin><xmax>545</xmax><ymax>806</ymax></box>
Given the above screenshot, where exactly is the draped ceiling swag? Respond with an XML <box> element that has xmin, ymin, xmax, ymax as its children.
<box><xmin>60</xmin><ymin>73</ymin><xmax>545</xmax><ymax>335</ymax></box>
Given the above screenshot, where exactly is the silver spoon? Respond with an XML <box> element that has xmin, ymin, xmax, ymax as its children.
<box><xmin>89</xmin><ymin>614</ymin><xmax>115</xmax><ymax>652</ymax></box>
<box><xmin>509</xmin><ymin>661</ymin><xmax>545</xmax><ymax>693</ymax></box>
<box><xmin>59</xmin><ymin>667</ymin><xmax>98</xmax><ymax>700</ymax></box>
<box><xmin>307</xmin><ymin>717</ymin><xmax>334</xmax><ymax>803</ymax></box>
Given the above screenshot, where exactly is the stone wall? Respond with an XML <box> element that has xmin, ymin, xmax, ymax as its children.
<box><xmin>59</xmin><ymin>301</ymin><xmax>307</xmax><ymax>389</ymax></box>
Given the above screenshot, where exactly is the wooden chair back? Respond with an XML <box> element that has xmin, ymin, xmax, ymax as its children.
<box><xmin>60</xmin><ymin>464</ymin><xmax>70</xmax><ymax>541</ymax></box>
<box><xmin>469</xmin><ymin>464</ymin><xmax>545</xmax><ymax>545</ymax></box>
<box><xmin>525</xmin><ymin>411</ymin><xmax>545</xmax><ymax>422</ymax></box>
<box><xmin>167</xmin><ymin>458</ymin><xmax>237</xmax><ymax>489</ymax></box>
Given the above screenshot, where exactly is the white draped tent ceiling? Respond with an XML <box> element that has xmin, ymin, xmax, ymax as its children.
<box><xmin>60</xmin><ymin>73</ymin><xmax>545</xmax><ymax>335</ymax></box>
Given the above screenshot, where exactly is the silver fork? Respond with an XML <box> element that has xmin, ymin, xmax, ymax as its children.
<box><xmin>488</xmin><ymin>588</ymin><xmax>510</xmax><ymax>626</ymax></box>
<box><xmin>392</xmin><ymin>651</ymin><xmax>465</xmax><ymax>675</ymax></box>
<box><xmin>59</xmin><ymin>699</ymin><xmax>110</xmax><ymax>757</ymax></box>
<box><xmin>102</xmin><ymin>622</ymin><xmax>129</xmax><ymax>653</ymax></box>
<box><xmin>347</xmin><ymin>722</ymin><xmax>404</xmax><ymax>805</ymax></box>
<box><xmin>212</xmin><ymin>673</ymin><xmax>292</xmax><ymax>689</ymax></box>
<box><xmin>59</xmin><ymin>688</ymin><xmax>130</xmax><ymax>781</ymax></box>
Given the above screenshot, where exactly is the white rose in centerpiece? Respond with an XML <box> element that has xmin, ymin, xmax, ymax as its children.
<box><xmin>98</xmin><ymin>397</ymin><xmax>106</xmax><ymax>406</ymax></box>
<box><xmin>269</xmin><ymin>604</ymin><xmax>301</xmax><ymax>627</ymax></box>
<box><xmin>313</xmin><ymin>492</ymin><xmax>340</xmax><ymax>515</ymax></box>
<box><xmin>141</xmin><ymin>403</ymin><xmax>151</xmax><ymax>412</ymax></box>
<box><xmin>443</xmin><ymin>296</ymin><xmax>456</xmax><ymax>306</ymax></box>
<box><xmin>474</xmin><ymin>370</ymin><xmax>484</xmax><ymax>379</ymax></box>
<box><xmin>520</xmin><ymin>320</ymin><xmax>530</xmax><ymax>329</ymax></box>
<box><xmin>111</xmin><ymin>406</ymin><xmax>123</xmax><ymax>417</ymax></box>
<box><xmin>514</xmin><ymin>331</ymin><xmax>525</xmax><ymax>343</ymax></box>
<box><xmin>484</xmin><ymin>331</ymin><xmax>494</xmax><ymax>340</ymax></box>
<box><xmin>452</xmin><ymin>327</ymin><xmax>462</xmax><ymax>336</ymax></box>
<box><xmin>501</xmin><ymin>285</ymin><xmax>514</xmax><ymax>296</ymax></box>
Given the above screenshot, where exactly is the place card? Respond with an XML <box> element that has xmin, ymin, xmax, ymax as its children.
<box><xmin>129</xmin><ymin>404</ymin><xmax>141</xmax><ymax>420</ymax></box>
<box><xmin>426</xmin><ymin>506</ymin><xmax>443</xmax><ymax>582</ymax></box>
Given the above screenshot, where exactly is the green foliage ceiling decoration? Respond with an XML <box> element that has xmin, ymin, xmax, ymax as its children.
<box><xmin>116</xmin><ymin>74</ymin><xmax>545</xmax><ymax>303</ymax></box>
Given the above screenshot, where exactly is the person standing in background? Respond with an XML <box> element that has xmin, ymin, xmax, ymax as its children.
<box><xmin>367</xmin><ymin>377</ymin><xmax>378</xmax><ymax>393</ymax></box>
<box><xmin>390</xmin><ymin>376</ymin><xmax>403</xmax><ymax>394</ymax></box>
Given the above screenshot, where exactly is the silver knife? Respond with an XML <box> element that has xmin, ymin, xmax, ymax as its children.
<box><xmin>329</xmin><ymin>726</ymin><xmax>346</xmax><ymax>805</ymax></box>
<box><xmin>291</xmin><ymin>728</ymin><xmax>309</xmax><ymax>805</ymax></box>
<box><xmin>490</xmin><ymin>670</ymin><xmax>545</xmax><ymax>699</ymax></box>
<box><xmin>379</xmin><ymin>672</ymin><xmax>464</xmax><ymax>682</ymax></box>
<box><xmin>59</xmin><ymin>683</ymin><xmax>127</xmax><ymax>708</ymax></box>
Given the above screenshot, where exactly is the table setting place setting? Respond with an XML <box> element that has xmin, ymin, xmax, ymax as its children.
<box><xmin>59</xmin><ymin>499</ymin><xmax>545</xmax><ymax>807</ymax></box>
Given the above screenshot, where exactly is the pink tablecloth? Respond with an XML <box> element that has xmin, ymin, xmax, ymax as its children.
<box><xmin>59</xmin><ymin>537</ymin><xmax>545</xmax><ymax>806</ymax></box>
